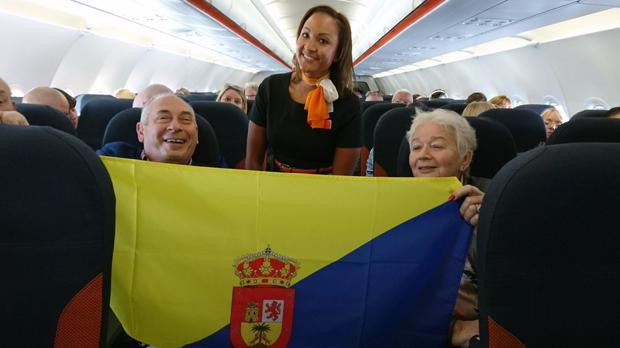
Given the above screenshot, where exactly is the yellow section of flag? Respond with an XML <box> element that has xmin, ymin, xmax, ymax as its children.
<box><xmin>102</xmin><ymin>157</ymin><xmax>461</xmax><ymax>347</ymax></box>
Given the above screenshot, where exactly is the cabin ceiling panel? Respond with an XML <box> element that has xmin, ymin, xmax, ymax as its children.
<box><xmin>355</xmin><ymin>0</ymin><xmax>615</xmax><ymax>75</ymax></box>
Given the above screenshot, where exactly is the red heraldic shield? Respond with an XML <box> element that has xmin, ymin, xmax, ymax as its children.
<box><xmin>230</xmin><ymin>287</ymin><xmax>295</xmax><ymax>348</ymax></box>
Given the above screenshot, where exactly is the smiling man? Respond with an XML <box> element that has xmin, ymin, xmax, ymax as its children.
<box><xmin>97</xmin><ymin>93</ymin><xmax>198</xmax><ymax>165</ymax></box>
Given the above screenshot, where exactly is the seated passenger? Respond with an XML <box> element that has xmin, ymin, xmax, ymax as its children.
<box><xmin>365</xmin><ymin>90</ymin><xmax>383</xmax><ymax>102</ymax></box>
<box><xmin>406</xmin><ymin>109</ymin><xmax>484</xmax><ymax>346</ymax></box>
<box><xmin>97</xmin><ymin>94</ymin><xmax>198</xmax><ymax>165</ymax></box>
<box><xmin>115</xmin><ymin>88</ymin><xmax>136</xmax><ymax>99</ymax></box>
<box><xmin>391</xmin><ymin>89</ymin><xmax>413</xmax><ymax>105</ymax></box>
<box><xmin>462</xmin><ymin>101</ymin><xmax>495</xmax><ymax>117</ymax></box>
<box><xmin>54</xmin><ymin>88</ymin><xmax>78</xmax><ymax>128</ymax></box>
<box><xmin>0</xmin><ymin>78</ymin><xmax>28</xmax><ymax>125</ymax></box>
<box><xmin>489</xmin><ymin>95</ymin><xmax>511</xmax><ymax>109</ymax></box>
<box><xmin>175</xmin><ymin>87</ymin><xmax>190</xmax><ymax>96</ymax></box>
<box><xmin>133</xmin><ymin>84</ymin><xmax>172</xmax><ymax>108</ymax></box>
<box><xmin>244</xmin><ymin>82</ymin><xmax>258</xmax><ymax>101</ymax></box>
<box><xmin>607</xmin><ymin>106</ymin><xmax>620</xmax><ymax>119</ymax></box>
<box><xmin>466</xmin><ymin>92</ymin><xmax>487</xmax><ymax>103</ymax></box>
<box><xmin>217</xmin><ymin>84</ymin><xmax>247</xmax><ymax>113</ymax></box>
<box><xmin>22</xmin><ymin>86</ymin><xmax>73</xmax><ymax>126</ymax></box>
<box><xmin>541</xmin><ymin>107</ymin><xmax>563</xmax><ymax>138</ymax></box>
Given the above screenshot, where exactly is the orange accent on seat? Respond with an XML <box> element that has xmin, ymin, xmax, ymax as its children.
<box><xmin>360</xmin><ymin>146</ymin><xmax>370</xmax><ymax>176</ymax></box>
<box><xmin>488</xmin><ymin>316</ymin><xmax>526</xmax><ymax>348</ymax></box>
<box><xmin>54</xmin><ymin>273</ymin><xmax>103</xmax><ymax>348</ymax></box>
<box><xmin>373</xmin><ymin>163</ymin><xmax>388</xmax><ymax>177</ymax></box>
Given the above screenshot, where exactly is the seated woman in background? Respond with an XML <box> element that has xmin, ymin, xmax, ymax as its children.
<box><xmin>217</xmin><ymin>84</ymin><xmax>247</xmax><ymax>113</ymax></box>
<box><xmin>246</xmin><ymin>5</ymin><xmax>361</xmax><ymax>175</ymax></box>
<box><xmin>462</xmin><ymin>101</ymin><xmax>495</xmax><ymax>117</ymax></box>
<box><xmin>407</xmin><ymin>109</ymin><xmax>484</xmax><ymax>347</ymax></box>
<box><xmin>541</xmin><ymin>107</ymin><xmax>563</xmax><ymax>138</ymax></box>
<box><xmin>489</xmin><ymin>95</ymin><xmax>511</xmax><ymax>108</ymax></box>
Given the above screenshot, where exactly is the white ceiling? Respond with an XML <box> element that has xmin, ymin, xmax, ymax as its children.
<box><xmin>67</xmin><ymin>0</ymin><xmax>620</xmax><ymax>75</ymax></box>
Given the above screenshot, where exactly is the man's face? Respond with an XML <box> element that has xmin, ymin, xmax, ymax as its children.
<box><xmin>136</xmin><ymin>95</ymin><xmax>198</xmax><ymax>165</ymax></box>
<box><xmin>0</xmin><ymin>81</ymin><xmax>15</xmax><ymax>112</ymax></box>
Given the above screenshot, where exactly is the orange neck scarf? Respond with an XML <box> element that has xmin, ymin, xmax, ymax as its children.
<box><xmin>302</xmin><ymin>73</ymin><xmax>332</xmax><ymax>130</ymax></box>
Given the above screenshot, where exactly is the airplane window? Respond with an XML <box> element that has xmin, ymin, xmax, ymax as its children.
<box><xmin>510</xmin><ymin>95</ymin><xmax>525</xmax><ymax>107</ymax></box>
<box><xmin>584</xmin><ymin>97</ymin><xmax>609</xmax><ymax>110</ymax></box>
<box><xmin>10</xmin><ymin>86</ymin><xmax>24</xmax><ymax>97</ymax></box>
<box><xmin>543</xmin><ymin>95</ymin><xmax>567</xmax><ymax>121</ymax></box>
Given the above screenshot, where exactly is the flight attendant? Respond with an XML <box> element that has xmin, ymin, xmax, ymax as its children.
<box><xmin>246</xmin><ymin>5</ymin><xmax>361</xmax><ymax>175</ymax></box>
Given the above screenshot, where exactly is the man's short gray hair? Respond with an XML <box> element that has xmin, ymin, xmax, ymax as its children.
<box><xmin>407</xmin><ymin>108</ymin><xmax>477</xmax><ymax>159</ymax></box>
<box><xmin>139</xmin><ymin>93</ymin><xmax>195</xmax><ymax>125</ymax></box>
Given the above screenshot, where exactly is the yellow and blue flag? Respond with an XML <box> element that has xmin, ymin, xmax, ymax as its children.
<box><xmin>103</xmin><ymin>157</ymin><xmax>471</xmax><ymax>348</ymax></box>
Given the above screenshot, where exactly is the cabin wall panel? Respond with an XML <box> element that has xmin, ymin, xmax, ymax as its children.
<box><xmin>376</xmin><ymin>28</ymin><xmax>620</xmax><ymax>116</ymax></box>
<box><xmin>0</xmin><ymin>13</ymin><xmax>81</xmax><ymax>93</ymax></box>
<box><xmin>51</xmin><ymin>34</ymin><xmax>147</xmax><ymax>94</ymax></box>
<box><xmin>538</xmin><ymin>28</ymin><xmax>620</xmax><ymax>113</ymax></box>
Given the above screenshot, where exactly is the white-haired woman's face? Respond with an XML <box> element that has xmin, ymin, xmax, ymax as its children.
<box><xmin>409</xmin><ymin>121</ymin><xmax>470</xmax><ymax>178</ymax></box>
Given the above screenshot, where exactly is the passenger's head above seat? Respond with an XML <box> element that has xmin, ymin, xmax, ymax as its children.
<box><xmin>0</xmin><ymin>78</ymin><xmax>16</xmax><ymax>112</ymax></box>
<box><xmin>608</xmin><ymin>106</ymin><xmax>620</xmax><ymax>119</ymax></box>
<box><xmin>23</xmin><ymin>86</ymin><xmax>73</xmax><ymax>125</ymax></box>
<box><xmin>217</xmin><ymin>84</ymin><xmax>247</xmax><ymax>113</ymax></box>
<box><xmin>391</xmin><ymin>89</ymin><xmax>413</xmax><ymax>106</ymax></box>
<box><xmin>133</xmin><ymin>84</ymin><xmax>173</xmax><ymax>108</ymax></box>
<box><xmin>541</xmin><ymin>107</ymin><xmax>563</xmax><ymax>138</ymax></box>
<box><xmin>407</xmin><ymin>109</ymin><xmax>476</xmax><ymax>180</ymax></box>
<box><xmin>136</xmin><ymin>94</ymin><xmax>198</xmax><ymax>165</ymax></box>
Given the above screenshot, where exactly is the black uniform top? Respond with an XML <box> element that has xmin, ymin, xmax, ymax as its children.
<box><xmin>250</xmin><ymin>72</ymin><xmax>362</xmax><ymax>169</ymax></box>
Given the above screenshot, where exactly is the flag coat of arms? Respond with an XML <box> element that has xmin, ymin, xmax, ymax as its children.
<box><xmin>103</xmin><ymin>157</ymin><xmax>472</xmax><ymax>348</ymax></box>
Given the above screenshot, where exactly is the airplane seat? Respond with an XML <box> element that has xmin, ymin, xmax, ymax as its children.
<box><xmin>11</xmin><ymin>96</ymin><xmax>22</xmax><ymax>104</ymax></box>
<box><xmin>440</xmin><ymin>102</ymin><xmax>467</xmax><ymax>115</ymax></box>
<box><xmin>479</xmin><ymin>108</ymin><xmax>545</xmax><ymax>152</ymax></box>
<box><xmin>190</xmin><ymin>101</ymin><xmax>248</xmax><ymax>169</ymax></box>
<box><xmin>362</xmin><ymin>100</ymin><xmax>384</xmax><ymax>112</ymax></box>
<box><xmin>477</xmin><ymin>143</ymin><xmax>620</xmax><ymax>348</ymax></box>
<box><xmin>15</xmin><ymin>103</ymin><xmax>76</xmax><ymax>136</ymax></box>
<box><xmin>0</xmin><ymin>124</ymin><xmax>115</xmax><ymax>347</ymax></box>
<box><xmin>373</xmin><ymin>107</ymin><xmax>415</xmax><ymax>177</ymax></box>
<box><xmin>571</xmin><ymin>109</ymin><xmax>608</xmax><ymax>119</ymax></box>
<box><xmin>546</xmin><ymin>117</ymin><xmax>620</xmax><ymax>145</ymax></box>
<box><xmin>183</xmin><ymin>93</ymin><xmax>217</xmax><ymax>103</ymax></box>
<box><xmin>465</xmin><ymin>117</ymin><xmax>517</xmax><ymax>190</ymax></box>
<box><xmin>361</xmin><ymin>103</ymin><xmax>406</xmax><ymax>175</ymax></box>
<box><xmin>77</xmin><ymin>98</ymin><xmax>134</xmax><ymax>150</ymax></box>
<box><xmin>101</xmin><ymin>108</ymin><xmax>220</xmax><ymax>167</ymax></box>
<box><xmin>395</xmin><ymin>117</ymin><xmax>518</xmax><ymax>189</ymax></box>
<box><xmin>421</xmin><ymin>98</ymin><xmax>453</xmax><ymax>109</ymax></box>
<box><xmin>514</xmin><ymin>103</ymin><xmax>551</xmax><ymax>115</ymax></box>
<box><xmin>382</xmin><ymin>94</ymin><xmax>392</xmax><ymax>102</ymax></box>
<box><xmin>75</xmin><ymin>94</ymin><xmax>115</xmax><ymax>115</ymax></box>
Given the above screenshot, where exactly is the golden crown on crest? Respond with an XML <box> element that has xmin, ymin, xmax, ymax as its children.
<box><xmin>233</xmin><ymin>246</ymin><xmax>299</xmax><ymax>288</ymax></box>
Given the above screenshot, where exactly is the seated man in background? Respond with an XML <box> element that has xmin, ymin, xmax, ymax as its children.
<box><xmin>0</xmin><ymin>78</ymin><xmax>28</xmax><ymax>125</ymax></box>
<box><xmin>22</xmin><ymin>86</ymin><xmax>73</xmax><ymax>125</ymax></box>
<box><xmin>365</xmin><ymin>90</ymin><xmax>383</xmax><ymax>102</ymax></box>
<box><xmin>391</xmin><ymin>89</ymin><xmax>414</xmax><ymax>105</ymax></box>
<box><xmin>132</xmin><ymin>83</ymin><xmax>173</xmax><ymax>108</ymax></box>
<box><xmin>97</xmin><ymin>94</ymin><xmax>198</xmax><ymax>165</ymax></box>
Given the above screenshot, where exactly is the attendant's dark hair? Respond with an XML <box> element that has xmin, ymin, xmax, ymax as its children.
<box><xmin>292</xmin><ymin>5</ymin><xmax>355</xmax><ymax>97</ymax></box>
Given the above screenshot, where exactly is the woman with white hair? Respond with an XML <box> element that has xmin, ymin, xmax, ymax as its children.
<box><xmin>407</xmin><ymin>108</ymin><xmax>484</xmax><ymax>347</ymax></box>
